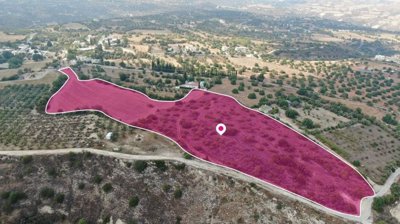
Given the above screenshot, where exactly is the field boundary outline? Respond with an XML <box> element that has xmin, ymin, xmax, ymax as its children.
<box><xmin>45</xmin><ymin>67</ymin><xmax>376</xmax><ymax>218</ymax></box>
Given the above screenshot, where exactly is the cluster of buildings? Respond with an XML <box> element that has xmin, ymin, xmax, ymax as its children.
<box><xmin>374</xmin><ymin>55</ymin><xmax>400</xmax><ymax>64</ymax></box>
<box><xmin>178</xmin><ymin>81</ymin><xmax>207</xmax><ymax>90</ymax></box>
<box><xmin>76</xmin><ymin>56</ymin><xmax>101</xmax><ymax>64</ymax></box>
<box><xmin>221</xmin><ymin>45</ymin><xmax>258</xmax><ymax>58</ymax></box>
<box><xmin>73</xmin><ymin>34</ymin><xmax>122</xmax><ymax>52</ymax></box>
<box><xmin>0</xmin><ymin>44</ymin><xmax>48</xmax><ymax>57</ymax></box>
<box><xmin>166</xmin><ymin>44</ymin><xmax>203</xmax><ymax>55</ymax></box>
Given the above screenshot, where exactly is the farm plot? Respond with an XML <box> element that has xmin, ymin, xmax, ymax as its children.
<box><xmin>0</xmin><ymin>83</ymin><xmax>180</xmax><ymax>155</ymax></box>
<box><xmin>323</xmin><ymin>124</ymin><xmax>400</xmax><ymax>184</ymax></box>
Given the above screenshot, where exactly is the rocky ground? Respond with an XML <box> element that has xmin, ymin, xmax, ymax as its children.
<box><xmin>0</xmin><ymin>153</ymin><xmax>352</xmax><ymax>224</ymax></box>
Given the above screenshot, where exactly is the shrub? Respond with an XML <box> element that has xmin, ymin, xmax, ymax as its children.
<box><xmin>93</xmin><ymin>175</ymin><xmax>103</xmax><ymax>184</ymax></box>
<box><xmin>301</xmin><ymin>118</ymin><xmax>315</xmax><ymax>129</ymax></box>
<box><xmin>174</xmin><ymin>188</ymin><xmax>183</xmax><ymax>199</ymax></box>
<box><xmin>183</xmin><ymin>152</ymin><xmax>193</xmax><ymax>160</ymax></box>
<box><xmin>163</xmin><ymin>184</ymin><xmax>172</xmax><ymax>192</ymax></box>
<box><xmin>102</xmin><ymin>183</ymin><xmax>113</xmax><ymax>193</ymax></box>
<box><xmin>1</xmin><ymin>191</ymin><xmax>10</xmax><ymax>200</ymax></box>
<box><xmin>55</xmin><ymin>193</ymin><xmax>65</xmax><ymax>203</ymax></box>
<box><xmin>154</xmin><ymin>161</ymin><xmax>168</xmax><ymax>172</ymax></box>
<box><xmin>21</xmin><ymin>155</ymin><xmax>33</xmax><ymax>164</ymax></box>
<box><xmin>78</xmin><ymin>218</ymin><xmax>88</xmax><ymax>224</ymax></box>
<box><xmin>133</xmin><ymin>161</ymin><xmax>148</xmax><ymax>173</ymax></box>
<box><xmin>8</xmin><ymin>191</ymin><xmax>27</xmax><ymax>204</ymax></box>
<box><xmin>352</xmin><ymin>160</ymin><xmax>361</xmax><ymax>167</ymax></box>
<box><xmin>47</xmin><ymin>167</ymin><xmax>58</xmax><ymax>177</ymax></box>
<box><xmin>248</xmin><ymin>93</ymin><xmax>257</xmax><ymax>99</ymax></box>
<box><xmin>129</xmin><ymin>196</ymin><xmax>139</xmax><ymax>208</ymax></box>
<box><xmin>232</xmin><ymin>89</ymin><xmax>239</xmax><ymax>94</ymax></box>
<box><xmin>285</xmin><ymin>109</ymin><xmax>299</xmax><ymax>119</ymax></box>
<box><xmin>40</xmin><ymin>187</ymin><xmax>55</xmax><ymax>199</ymax></box>
<box><xmin>173</xmin><ymin>163</ymin><xmax>186</xmax><ymax>171</ymax></box>
<box><xmin>276</xmin><ymin>202</ymin><xmax>283</xmax><ymax>210</ymax></box>
<box><xmin>372</xmin><ymin>183</ymin><xmax>400</xmax><ymax>212</ymax></box>
<box><xmin>391</xmin><ymin>183</ymin><xmax>400</xmax><ymax>197</ymax></box>
<box><xmin>78</xmin><ymin>182</ymin><xmax>85</xmax><ymax>190</ymax></box>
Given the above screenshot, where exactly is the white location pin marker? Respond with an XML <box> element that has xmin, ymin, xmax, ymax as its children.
<box><xmin>216</xmin><ymin>123</ymin><xmax>227</xmax><ymax>136</ymax></box>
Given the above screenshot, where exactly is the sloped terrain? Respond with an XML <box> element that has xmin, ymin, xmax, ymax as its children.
<box><xmin>0</xmin><ymin>153</ymin><xmax>352</xmax><ymax>224</ymax></box>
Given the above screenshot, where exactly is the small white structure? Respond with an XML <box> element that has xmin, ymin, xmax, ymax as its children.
<box><xmin>221</xmin><ymin>46</ymin><xmax>229</xmax><ymax>52</ymax></box>
<box><xmin>179</xmin><ymin>81</ymin><xmax>199</xmax><ymax>89</ymax></box>
<box><xmin>234</xmin><ymin>46</ymin><xmax>248</xmax><ymax>54</ymax></box>
<box><xmin>105</xmin><ymin>132</ymin><xmax>113</xmax><ymax>140</ymax></box>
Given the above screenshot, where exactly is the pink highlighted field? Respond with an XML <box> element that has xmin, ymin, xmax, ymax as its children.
<box><xmin>46</xmin><ymin>67</ymin><xmax>374</xmax><ymax>215</ymax></box>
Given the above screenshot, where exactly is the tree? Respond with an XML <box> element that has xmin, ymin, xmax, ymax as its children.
<box><xmin>8</xmin><ymin>57</ymin><xmax>23</xmax><ymax>69</ymax></box>
<box><xmin>382</xmin><ymin>114</ymin><xmax>398</xmax><ymax>125</ymax></box>
<box><xmin>257</xmin><ymin>73</ymin><xmax>265</xmax><ymax>82</ymax></box>
<box><xmin>297</xmin><ymin>88</ymin><xmax>308</xmax><ymax>96</ymax></box>
<box><xmin>2</xmin><ymin>51</ymin><xmax>13</xmax><ymax>60</ymax></box>
<box><xmin>93</xmin><ymin>44</ymin><xmax>104</xmax><ymax>60</ymax></box>
<box><xmin>67</xmin><ymin>49</ymin><xmax>76</xmax><ymax>61</ymax></box>
<box><xmin>372</xmin><ymin>197</ymin><xmax>387</xmax><ymax>212</ymax></box>
<box><xmin>238</xmin><ymin>83</ymin><xmax>245</xmax><ymax>91</ymax></box>
<box><xmin>258</xmin><ymin>97</ymin><xmax>269</xmax><ymax>106</ymax></box>
<box><xmin>285</xmin><ymin>109</ymin><xmax>299</xmax><ymax>119</ymax></box>
<box><xmin>119</xmin><ymin>73</ymin><xmax>129</xmax><ymax>82</ymax></box>
<box><xmin>119</xmin><ymin>61</ymin><xmax>126</xmax><ymax>68</ymax></box>
<box><xmin>248</xmin><ymin>93</ymin><xmax>257</xmax><ymax>99</ymax></box>
<box><xmin>301</xmin><ymin>118</ymin><xmax>315</xmax><ymax>129</ymax></box>
<box><xmin>232</xmin><ymin>89</ymin><xmax>239</xmax><ymax>94</ymax></box>
<box><xmin>32</xmin><ymin>54</ymin><xmax>44</xmax><ymax>62</ymax></box>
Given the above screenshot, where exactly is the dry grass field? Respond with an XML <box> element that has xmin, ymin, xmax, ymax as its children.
<box><xmin>0</xmin><ymin>32</ymin><xmax>26</xmax><ymax>42</ymax></box>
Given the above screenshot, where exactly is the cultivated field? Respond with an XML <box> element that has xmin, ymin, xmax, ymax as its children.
<box><xmin>323</xmin><ymin>124</ymin><xmax>400</xmax><ymax>184</ymax></box>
